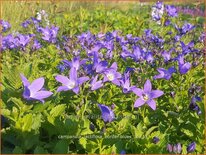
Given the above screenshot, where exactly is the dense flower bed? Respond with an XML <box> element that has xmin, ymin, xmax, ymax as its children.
<box><xmin>1</xmin><ymin>1</ymin><xmax>205</xmax><ymax>154</ymax></box>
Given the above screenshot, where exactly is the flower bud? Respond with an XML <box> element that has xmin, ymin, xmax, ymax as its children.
<box><xmin>187</xmin><ymin>142</ymin><xmax>196</xmax><ymax>153</ymax></box>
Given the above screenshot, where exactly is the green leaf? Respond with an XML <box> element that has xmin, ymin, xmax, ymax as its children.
<box><xmin>34</xmin><ymin>146</ymin><xmax>49</xmax><ymax>154</ymax></box>
<box><xmin>13</xmin><ymin>146</ymin><xmax>23</xmax><ymax>154</ymax></box>
<box><xmin>145</xmin><ymin>126</ymin><xmax>158</xmax><ymax>137</ymax></box>
<box><xmin>8</xmin><ymin>97</ymin><xmax>24</xmax><ymax>108</ymax></box>
<box><xmin>50</xmin><ymin>104</ymin><xmax>66</xmax><ymax>117</ymax></box>
<box><xmin>53</xmin><ymin>140</ymin><xmax>69</xmax><ymax>154</ymax></box>
<box><xmin>79</xmin><ymin>137</ymin><xmax>87</xmax><ymax>149</ymax></box>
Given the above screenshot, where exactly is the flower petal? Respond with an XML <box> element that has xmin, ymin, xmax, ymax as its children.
<box><xmin>91</xmin><ymin>81</ymin><xmax>103</xmax><ymax>91</ymax></box>
<box><xmin>55</xmin><ymin>75</ymin><xmax>70</xmax><ymax>85</ymax></box>
<box><xmin>110</xmin><ymin>62</ymin><xmax>118</xmax><ymax>70</ymax></box>
<box><xmin>28</xmin><ymin>77</ymin><xmax>44</xmax><ymax>93</ymax></box>
<box><xmin>179</xmin><ymin>62</ymin><xmax>191</xmax><ymax>74</ymax></box>
<box><xmin>57</xmin><ymin>86</ymin><xmax>69</xmax><ymax>92</ymax></box>
<box><xmin>31</xmin><ymin>91</ymin><xmax>53</xmax><ymax>100</ymax></box>
<box><xmin>134</xmin><ymin>98</ymin><xmax>145</xmax><ymax>108</ymax></box>
<box><xmin>72</xmin><ymin>86</ymin><xmax>79</xmax><ymax>94</ymax></box>
<box><xmin>132</xmin><ymin>88</ymin><xmax>143</xmax><ymax>97</ymax></box>
<box><xmin>147</xmin><ymin>99</ymin><xmax>156</xmax><ymax>110</ymax></box>
<box><xmin>69</xmin><ymin>67</ymin><xmax>77</xmax><ymax>82</ymax></box>
<box><xmin>112</xmin><ymin>79</ymin><xmax>120</xmax><ymax>86</ymax></box>
<box><xmin>20</xmin><ymin>74</ymin><xmax>30</xmax><ymax>87</ymax></box>
<box><xmin>150</xmin><ymin>90</ymin><xmax>164</xmax><ymax>98</ymax></box>
<box><xmin>98</xmin><ymin>104</ymin><xmax>115</xmax><ymax>123</ymax></box>
<box><xmin>144</xmin><ymin>79</ymin><xmax>152</xmax><ymax>92</ymax></box>
<box><xmin>78</xmin><ymin>76</ymin><xmax>89</xmax><ymax>85</ymax></box>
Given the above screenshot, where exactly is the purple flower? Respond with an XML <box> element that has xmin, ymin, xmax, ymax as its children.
<box><xmin>39</xmin><ymin>26</ymin><xmax>59</xmax><ymax>43</ymax></box>
<box><xmin>55</xmin><ymin>67</ymin><xmax>89</xmax><ymax>94</ymax></box>
<box><xmin>151</xmin><ymin>1</ymin><xmax>164</xmax><ymax>23</ymax></box>
<box><xmin>98</xmin><ymin>104</ymin><xmax>115</xmax><ymax>123</ymax></box>
<box><xmin>180</xmin><ymin>41</ymin><xmax>194</xmax><ymax>54</ymax></box>
<box><xmin>120</xmin><ymin>150</ymin><xmax>126</xmax><ymax>155</ymax></box>
<box><xmin>166</xmin><ymin>5</ymin><xmax>178</xmax><ymax>17</ymax></box>
<box><xmin>173</xmin><ymin>143</ymin><xmax>182</xmax><ymax>153</ymax></box>
<box><xmin>175</xmin><ymin>23</ymin><xmax>195</xmax><ymax>36</ymax></box>
<box><xmin>167</xmin><ymin>144</ymin><xmax>173</xmax><ymax>153</ymax></box>
<box><xmin>16</xmin><ymin>34</ymin><xmax>31</xmax><ymax>47</ymax></box>
<box><xmin>132</xmin><ymin>46</ymin><xmax>143</xmax><ymax>61</ymax></box>
<box><xmin>57</xmin><ymin>64</ymin><xmax>67</xmax><ymax>73</ymax></box>
<box><xmin>32</xmin><ymin>39</ymin><xmax>41</xmax><ymax>50</ymax></box>
<box><xmin>162</xmin><ymin>51</ymin><xmax>171</xmax><ymax>62</ymax></box>
<box><xmin>31</xmin><ymin>17</ymin><xmax>40</xmax><ymax>25</ymax></box>
<box><xmin>62</xmin><ymin>57</ymin><xmax>86</xmax><ymax>71</ymax></box>
<box><xmin>21</xmin><ymin>20</ymin><xmax>31</xmax><ymax>28</ymax></box>
<box><xmin>155</xmin><ymin>1</ymin><xmax>164</xmax><ymax>9</ymax></box>
<box><xmin>187</xmin><ymin>142</ymin><xmax>196</xmax><ymax>153</ymax></box>
<box><xmin>84</xmin><ymin>51</ymin><xmax>108</xmax><ymax>75</ymax></box>
<box><xmin>132</xmin><ymin>80</ymin><xmax>164</xmax><ymax>110</ymax></box>
<box><xmin>144</xmin><ymin>52</ymin><xmax>154</xmax><ymax>63</ymax></box>
<box><xmin>2</xmin><ymin>34</ymin><xmax>15</xmax><ymax>50</ymax></box>
<box><xmin>0</xmin><ymin>20</ymin><xmax>11</xmax><ymax>32</ymax></box>
<box><xmin>153</xmin><ymin>66</ymin><xmax>176</xmax><ymax>80</ymax></box>
<box><xmin>164</xmin><ymin>19</ymin><xmax>171</xmax><ymax>26</ymax></box>
<box><xmin>178</xmin><ymin>55</ymin><xmax>191</xmax><ymax>74</ymax></box>
<box><xmin>189</xmin><ymin>96</ymin><xmax>202</xmax><ymax>115</ymax></box>
<box><xmin>103</xmin><ymin>62</ymin><xmax>121</xmax><ymax>86</ymax></box>
<box><xmin>120</xmin><ymin>72</ymin><xmax>135</xmax><ymax>93</ymax></box>
<box><xmin>92</xmin><ymin>51</ymin><xmax>108</xmax><ymax>73</ymax></box>
<box><xmin>20</xmin><ymin>74</ymin><xmax>53</xmax><ymax>103</ymax></box>
<box><xmin>90</xmin><ymin>75</ymin><xmax>103</xmax><ymax>91</ymax></box>
<box><xmin>152</xmin><ymin>136</ymin><xmax>160</xmax><ymax>144</ymax></box>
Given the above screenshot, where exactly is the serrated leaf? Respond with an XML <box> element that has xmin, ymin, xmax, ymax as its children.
<box><xmin>79</xmin><ymin>137</ymin><xmax>87</xmax><ymax>149</ymax></box>
<box><xmin>8</xmin><ymin>97</ymin><xmax>24</xmax><ymax>108</ymax></box>
<box><xmin>145</xmin><ymin>126</ymin><xmax>158</xmax><ymax>137</ymax></box>
<box><xmin>50</xmin><ymin>104</ymin><xmax>66</xmax><ymax>117</ymax></box>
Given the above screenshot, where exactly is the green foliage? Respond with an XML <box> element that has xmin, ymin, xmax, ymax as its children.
<box><xmin>1</xmin><ymin>1</ymin><xmax>205</xmax><ymax>154</ymax></box>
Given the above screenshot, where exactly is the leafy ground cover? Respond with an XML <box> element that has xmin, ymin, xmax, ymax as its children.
<box><xmin>1</xmin><ymin>1</ymin><xmax>205</xmax><ymax>154</ymax></box>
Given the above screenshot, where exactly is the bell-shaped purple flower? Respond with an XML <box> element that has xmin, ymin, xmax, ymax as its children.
<box><xmin>187</xmin><ymin>142</ymin><xmax>196</xmax><ymax>153</ymax></box>
<box><xmin>62</xmin><ymin>56</ymin><xmax>87</xmax><ymax>71</ymax></box>
<box><xmin>103</xmin><ymin>62</ymin><xmax>121</xmax><ymax>86</ymax></box>
<box><xmin>175</xmin><ymin>23</ymin><xmax>195</xmax><ymax>36</ymax></box>
<box><xmin>152</xmin><ymin>136</ymin><xmax>160</xmax><ymax>144</ymax></box>
<box><xmin>173</xmin><ymin>143</ymin><xmax>182</xmax><ymax>154</ymax></box>
<box><xmin>39</xmin><ymin>26</ymin><xmax>59</xmax><ymax>43</ymax></box>
<box><xmin>21</xmin><ymin>20</ymin><xmax>31</xmax><ymax>28</ymax></box>
<box><xmin>189</xmin><ymin>96</ymin><xmax>202</xmax><ymax>115</ymax></box>
<box><xmin>180</xmin><ymin>41</ymin><xmax>194</xmax><ymax>54</ymax></box>
<box><xmin>98</xmin><ymin>104</ymin><xmax>115</xmax><ymax>123</ymax></box>
<box><xmin>32</xmin><ymin>39</ymin><xmax>41</xmax><ymax>50</ymax></box>
<box><xmin>167</xmin><ymin>144</ymin><xmax>173</xmax><ymax>153</ymax></box>
<box><xmin>55</xmin><ymin>67</ymin><xmax>89</xmax><ymax>94</ymax></box>
<box><xmin>165</xmin><ymin>5</ymin><xmax>178</xmax><ymax>17</ymax></box>
<box><xmin>0</xmin><ymin>20</ymin><xmax>11</xmax><ymax>32</ymax></box>
<box><xmin>20</xmin><ymin>74</ymin><xmax>53</xmax><ymax>103</ymax></box>
<box><xmin>162</xmin><ymin>51</ymin><xmax>171</xmax><ymax>62</ymax></box>
<box><xmin>132</xmin><ymin>80</ymin><xmax>164</xmax><ymax>110</ymax></box>
<box><xmin>120</xmin><ymin>72</ymin><xmax>135</xmax><ymax>93</ymax></box>
<box><xmin>153</xmin><ymin>66</ymin><xmax>176</xmax><ymax>80</ymax></box>
<box><xmin>178</xmin><ymin>55</ymin><xmax>191</xmax><ymax>74</ymax></box>
<box><xmin>90</xmin><ymin>75</ymin><xmax>103</xmax><ymax>91</ymax></box>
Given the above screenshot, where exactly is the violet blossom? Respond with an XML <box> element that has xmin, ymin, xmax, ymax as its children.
<box><xmin>20</xmin><ymin>74</ymin><xmax>53</xmax><ymax>103</ymax></box>
<box><xmin>132</xmin><ymin>79</ymin><xmax>164</xmax><ymax>110</ymax></box>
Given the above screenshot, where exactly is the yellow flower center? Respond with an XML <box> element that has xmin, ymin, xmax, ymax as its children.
<box><xmin>143</xmin><ymin>94</ymin><xmax>149</xmax><ymax>101</ymax></box>
<box><xmin>107</xmin><ymin>73</ymin><xmax>114</xmax><ymax>81</ymax></box>
<box><xmin>67</xmin><ymin>81</ymin><xmax>75</xmax><ymax>89</ymax></box>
